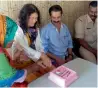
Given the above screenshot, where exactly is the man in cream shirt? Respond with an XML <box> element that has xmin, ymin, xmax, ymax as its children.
<box><xmin>75</xmin><ymin>1</ymin><xmax>97</xmax><ymax>64</ymax></box>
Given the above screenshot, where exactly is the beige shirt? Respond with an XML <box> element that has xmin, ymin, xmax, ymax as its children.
<box><xmin>75</xmin><ymin>14</ymin><xmax>97</xmax><ymax>49</ymax></box>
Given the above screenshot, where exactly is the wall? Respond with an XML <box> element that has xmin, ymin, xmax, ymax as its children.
<box><xmin>0</xmin><ymin>0</ymin><xmax>90</xmax><ymax>37</ymax></box>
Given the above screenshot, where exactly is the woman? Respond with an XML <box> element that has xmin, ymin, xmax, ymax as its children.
<box><xmin>0</xmin><ymin>4</ymin><xmax>52</xmax><ymax>87</ymax></box>
<box><xmin>17</xmin><ymin>4</ymin><xmax>52</xmax><ymax>69</ymax></box>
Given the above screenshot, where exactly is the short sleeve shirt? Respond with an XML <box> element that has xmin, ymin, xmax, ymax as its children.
<box><xmin>75</xmin><ymin>14</ymin><xmax>97</xmax><ymax>49</ymax></box>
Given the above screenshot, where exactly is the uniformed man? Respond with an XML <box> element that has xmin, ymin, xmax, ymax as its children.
<box><xmin>75</xmin><ymin>1</ymin><xmax>97</xmax><ymax>64</ymax></box>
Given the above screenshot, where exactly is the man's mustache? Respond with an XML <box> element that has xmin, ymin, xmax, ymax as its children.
<box><xmin>91</xmin><ymin>15</ymin><xmax>97</xmax><ymax>18</ymax></box>
<box><xmin>53</xmin><ymin>21</ymin><xmax>60</xmax><ymax>23</ymax></box>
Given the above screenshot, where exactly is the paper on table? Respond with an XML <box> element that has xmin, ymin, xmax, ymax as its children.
<box><xmin>48</xmin><ymin>65</ymin><xmax>78</xmax><ymax>87</ymax></box>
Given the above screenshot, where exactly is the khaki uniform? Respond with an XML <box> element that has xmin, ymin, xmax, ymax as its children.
<box><xmin>75</xmin><ymin>14</ymin><xmax>97</xmax><ymax>64</ymax></box>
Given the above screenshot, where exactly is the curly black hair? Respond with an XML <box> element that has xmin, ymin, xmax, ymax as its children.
<box><xmin>19</xmin><ymin>4</ymin><xmax>40</xmax><ymax>34</ymax></box>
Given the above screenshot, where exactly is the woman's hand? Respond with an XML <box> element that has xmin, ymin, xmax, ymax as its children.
<box><xmin>6</xmin><ymin>40</ymin><xmax>14</xmax><ymax>48</ymax></box>
<box><xmin>40</xmin><ymin>52</ymin><xmax>52</xmax><ymax>68</ymax></box>
<box><xmin>14</xmin><ymin>49</ymin><xmax>30</xmax><ymax>63</ymax></box>
<box><xmin>37</xmin><ymin>60</ymin><xmax>46</xmax><ymax>69</ymax></box>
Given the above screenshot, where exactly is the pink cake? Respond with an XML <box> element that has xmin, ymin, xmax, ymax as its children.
<box><xmin>48</xmin><ymin>65</ymin><xmax>78</xmax><ymax>88</ymax></box>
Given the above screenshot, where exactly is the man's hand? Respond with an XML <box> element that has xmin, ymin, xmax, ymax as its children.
<box><xmin>92</xmin><ymin>49</ymin><xmax>97</xmax><ymax>57</ymax></box>
<box><xmin>55</xmin><ymin>58</ymin><xmax>65</xmax><ymax>66</ymax></box>
<box><xmin>66</xmin><ymin>55</ymin><xmax>72</xmax><ymax>62</ymax></box>
<box><xmin>40</xmin><ymin>53</ymin><xmax>52</xmax><ymax>68</ymax></box>
<box><xmin>77</xmin><ymin>38</ymin><xmax>97</xmax><ymax>58</ymax></box>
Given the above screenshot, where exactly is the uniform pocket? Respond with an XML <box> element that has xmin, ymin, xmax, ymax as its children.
<box><xmin>85</xmin><ymin>28</ymin><xmax>95</xmax><ymax>43</ymax></box>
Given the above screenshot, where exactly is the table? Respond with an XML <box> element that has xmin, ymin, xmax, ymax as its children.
<box><xmin>28</xmin><ymin>58</ymin><xmax>97</xmax><ymax>87</ymax></box>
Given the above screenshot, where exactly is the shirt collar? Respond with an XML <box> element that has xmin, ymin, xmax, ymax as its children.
<box><xmin>87</xmin><ymin>14</ymin><xmax>97</xmax><ymax>23</ymax></box>
<box><xmin>87</xmin><ymin>14</ymin><xmax>92</xmax><ymax>23</ymax></box>
<box><xmin>50</xmin><ymin>22</ymin><xmax>64</xmax><ymax>29</ymax></box>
